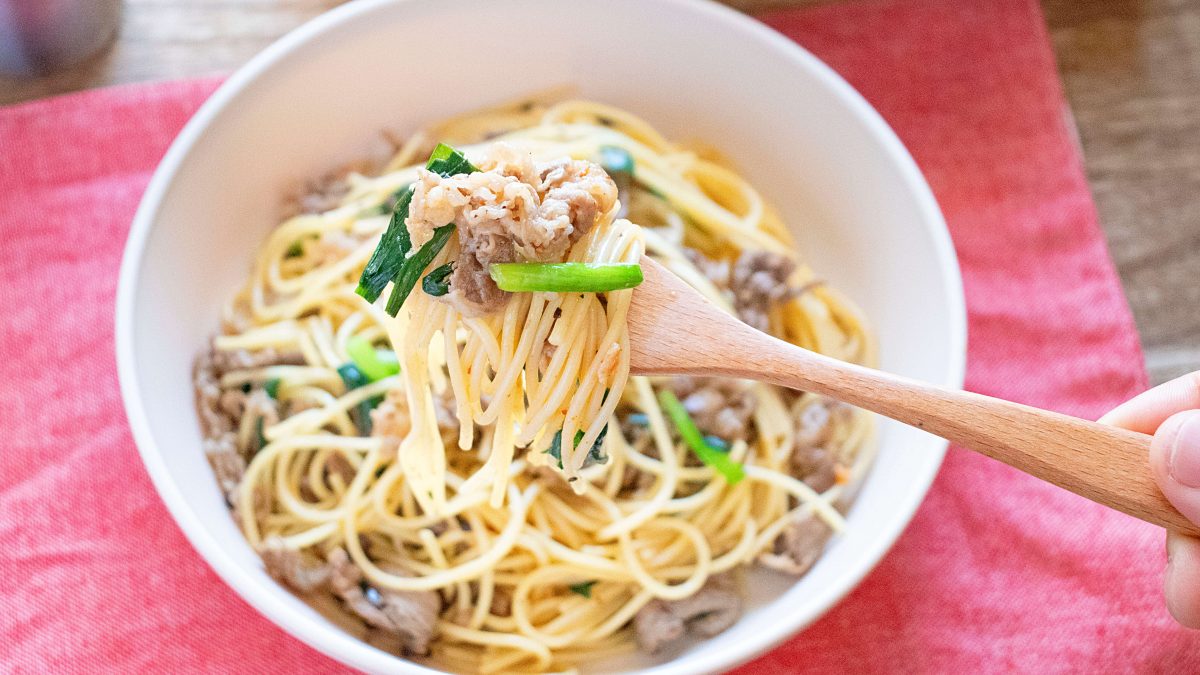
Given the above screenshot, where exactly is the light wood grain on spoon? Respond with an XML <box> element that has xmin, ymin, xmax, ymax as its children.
<box><xmin>627</xmin><ymin>256</ymin><xmax>1196</xmax><ymax>536</ymax></box>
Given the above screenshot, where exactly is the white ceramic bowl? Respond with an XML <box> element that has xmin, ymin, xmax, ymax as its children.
<box><xmin>115</xmin><ymin>0</ymin><xmax>966</xmax><ymax>672</ymax></box>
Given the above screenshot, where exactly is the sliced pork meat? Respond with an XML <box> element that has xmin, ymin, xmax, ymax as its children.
<box><xmin>683</xmin><ymin>248</ymin><xmax>731</xmax><ymax>290</ymax></box>
<box><xmin>210</xmin><ymin>346</ymin><xmax>306</xmax><ymax>376</ymax></box>
<box><xmin>371</xmin><ymin>386</ymin><xmax>459</xmax><ymax>449</ymax></box>
<box><xmin>328</xmin><ymin>548</ymin><xmax>440</xmax><ymax>656</ymax></box>
<box><xmin>633</xmin><ymin>574</ymin><xmax>742</xmax><ymax>653</ymax></box>
<box><xmin>370</xmin><ymin>388</ymin><xmax>412</xmax><ymax>445</ymax></box>
<box><xmin>685</xmin><ymin>247</ymin><xmax>800</xmax><ymax>333</ymax></box>
<box><xmin>447</xmin><ymin>250</ymin><xmax>511</xmax><ymax>316</ymax></box>
<box><xmin>730</xmin><ymin>250</ymin><xmax>797</xmax><ymax>333</ymax></box>
<box><xmin>195</xmin><ymin>342</ymin><xmax>305</xmax><ymax>506</ymax></box>
<box><xmin>282</xmin><ymin>134</ymin><xmax>399</xmax><ymax>218</ymax></box>
<box><xmin>307</xmin><ymin>230</ymin><xmax>365</xmax><ymax>267</ymax></box>
<box><xmin>790</xmin><ymin>399</ymin><xmax>852</xmax><ymax>492</ymax></box>
<box><xmin>763</xmin><ymin>516</ymin><xmax>832</xmax><ymax>576</ymax></box>
<box><xmin>405</xmin><ymin>144</ymin><xmax>618</xmax><ymax>316</ymax></box>
<box><xmin>194</xmin><ymin>349</ymin><xmax>233</xmax><ymax>438</ymax></box>
<box><xmin>260</xmin><ymin>537</ymin><xmax>332</xmax><ymax>593</ymax></box>
<box><xmin>204</xmin><ymin>436</ymin><xmax>244</xmax><ymax>505</ymax></box>
<box><xmin>668</xmin><ymin>376</ymin><xmax>755</xmax><ymax>441</ymax></box>
<box><xmin>793</xmin><ymin>446</ymin><xmax>837</xmax><ymax>493</ymax></box>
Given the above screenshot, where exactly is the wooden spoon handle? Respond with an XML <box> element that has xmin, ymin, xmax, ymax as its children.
<box><xmin>766</xmin><ymin>348</ymin><xmax>1193</xmax><ymax>535</ymax></box>
<box><xmin>631</xmin><ymin>294</ymin><xmax>1193</xmax><ymax>536</ymax></box>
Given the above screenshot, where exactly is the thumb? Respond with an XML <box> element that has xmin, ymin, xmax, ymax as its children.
<box><xmin>1150</xmin><ymin>410</ymin><xmax>1200</xmax><ymax>524</ymax></box>
<box><xmin>1151</xmin><ymin>410</ymin><xmax>1200</xmax><ymax>628</ymax></box>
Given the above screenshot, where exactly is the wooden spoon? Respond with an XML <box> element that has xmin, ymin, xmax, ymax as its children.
<box><xmin>627</xmin><ymin>256</ymin><xmax>1196</xmax><ymax>536</ymax></box>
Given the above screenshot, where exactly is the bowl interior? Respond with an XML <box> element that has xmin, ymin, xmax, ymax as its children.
<box><xmin>117</xmin><ymin>1</ymin><xmax>965</xmax><ymax>673</ymax></box>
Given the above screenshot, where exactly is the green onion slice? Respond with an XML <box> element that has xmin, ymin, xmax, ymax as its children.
<box><xmin>356</xmin><ymin>185</ymin><xmax>416</xmax><ymax>303</ymax></box>
<box><xmin>264</xmin><ymin>378</ymin><xmax>281</xmax><ymax>399</ymax></box>
<box><xmin>337</xmin><ymin>363</ymin><xmax>382</xmax><ymax>435</ymax></box>
<box><xmin>545</xmin><ymin>425</ymin><xmax>609</xmax><ymax>470</ymax></box>
<box><xmin>658</xmin><ymin>390</ymin><xmax>745</xmax><ymax>484</ymax></box>
<box><xmin>568</xmin><ymin>581</ymin><xmax>597</xmax><ymax>598</ymax></box>
<box><xmin>356</xmin><ymin>143</ymin><xmax>479</xmax><ymax>308</ymax></box>
<box><xmin>422</xmin><ymin>262</ymin><xmax>454</xmax><ymax>297</ymax></box>
<box><xmin>425</xmin><ymin>143</ymin><xmax>478</xmax><ymax>177</ymax></box>
<box><xmin>598</xmin><ymin>145</ymin><xmax>634</xmax><ymax>176</ymax></box>
<box><xmin>384</xmin><ymin>223</ymin><xmax>455</xmax><ymax>316</ymax></box>
<box><xmin>490</xmin><ymin>263</ymin><xmax>643</xmax><ymax>293</ymax></box>
<box><xmin>345</xmin><ymin>335</ymin><xmax>400</xmax><ymax>382</ymax></box>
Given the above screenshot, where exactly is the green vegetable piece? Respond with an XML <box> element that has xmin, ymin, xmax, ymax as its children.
<box><xmin>384</xmin><ymin>224</ymin><xmax>456</xmax><ymax>316</ymax></box>
<box><xmin>337</xmin><ymin>363</ymin><xmax>382</xmax><ymax>435</ymax></box>
<box><xmin>490</xmin><ymin>263</ymin><xmax>643</xmax><ymax>293</ymax></box>
<box><xmin>425</xmin><ymin>143</ymin><xmax>479</xmax><ymax>177</ymax></box>
<box><xmin>702</xmin><ymin>435</ymin><xmax>730</xmax><ymax>452</ymax></box>
<box><xmin>422</xmin><ymin>262</ymin><xmax>454</xmax><ymax>297</ymax></box>
<box><xmin>285</xmin><ymin>241</ymin><xmax>304</xmax><ymax>258</ymax></box>
<box><xmin>568</xmin><ymin>581</ymin><xmax>597</xmax><ymax>598</ymax></box>
<box><xmin>356</xmin><ymin>185</ymin><xmax>416</xmax><ymax>303</ymax></box>
<box><xmin>598</xmin><ymin>145</ymin><xmax>634</xmax><ymax>176</ymax></box>
<box><xmin>255</xmin><ymin>417</ymin><xmax>267</xmax><ymax>452</ymax></box>
<box><xmin>544</xmin><ymin>425</ymin><xmax>609</xmax><ymax>470</ymax></box>
<box><xmin>337</xmin><ymin>363</ymin><xmax>369</xmax><ymax>390</ymax></box>
<box><xmin>346</xmin><ymin>336</ymin><xmax>400</xmax><ymax>382</ymax></box>
<box><xmin>264</xmin><ymin>378</ymin><xmax>281</xmax><ymax>399</ymax></box>
<box><xmin>377</xmin><ymin>186</ymin><xmax>409</xmax><ymax>215</ymax></box>
<box><xmin>359</xmin><ymin>143</ymin><xmax>479</xmax><ymax>307</ymax></box>
<box><xmin>658</xmin><ymin>390</ymin><xmax>745</xmax><ymax>484</ymax></box>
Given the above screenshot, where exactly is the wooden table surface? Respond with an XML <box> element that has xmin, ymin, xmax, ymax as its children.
<box><xmin>2</xmin><ymin>0</ymin><xmax>1194</xmax><ymax>386</ymax></box>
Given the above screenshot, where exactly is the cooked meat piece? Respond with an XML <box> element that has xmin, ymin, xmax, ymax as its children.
<box><xmin>633</xmin><ymin>574</ymin><xmax>742</xmax><ymax>653</ymax></box>
<box><xmin>227</xmin><ymin>482</ymin><xmax>270</xmax><ymax>524</ymax></box>
<box><xmin>194</xmin><ymin>350</ymin><xmax>233</xmax><ymax>437</ymax></box>
<box><xmin>791</xmin><ymin>399</ymin><xmax>851</xmax><ymax>492</ymax></box>
<box><xmin>307</xmin><ymin>230</ymin><xmax>364</xmax><ymax>267</ymax></box>
<box><xmin>327</xmin><ymin>452</ymin><xmax>357</xmax><ymax>486</ymax></box>
<box><xmin>370</xmin><ymin>388</ymin><xmax>412</xmax><ymax>444</ymax></box>
<box><xmin>490</xmin><ymin>588</ymin><xmax>512</xmax><ymax>618</ymax></box>
<box><xmin>196</xmin><ymin>342</ymin><xmax>305</xmax><ymax>510</ymax></box>
<box><xmin>259</xmin><ymin>537</ymin><xmax>331</xmax><ymax>593</ymax></box>
<box><xmin>371</xmin><ymin>387</ymin><xmax>457</xmax><ymax>448</ymax></box>
<box><xmin>246</xmin><ymin>390</ymin><xmax>280</xmax><ymax>430</ymax></box>
<box><xmin>794</xmin><ymin>400</ymin><xmax>835</xmax><ymax>449</ymax></box>
<box><xmin>204</xmin><ymin>435</ymin><xmax>244</xmax><ymax>505</ymax></box>
<box><xmin>405</xmin><ymin>144</ymin><xmax>617</xmax><ymax>316</ymax></box>
<box><xmin>730</xmin><ymin>250</ymin><xmax>797</xmax><ymax>333</ymax></box>
<box><xmin>282</xmin><ymin>135</ymin><xmax>398</xmax><ymax>218</ymax></box>
<box><xmin>793</xmin><ymin>446</ymin><xmax>837</xmax><ymax>493</ymax></box>
<box><xmin>669</xmin><ymin>376</ymin><xmax>755</xmax><ymax>441</ymax></box>
<box><xmin>286</xmin><ymin>170</ymin><xmax>352</xmax><ymax>216</ymax></box>
<box><xmin>364</xmin><ymin>629</ymin><xmax>406</xmax><ymax>655</ymax></box>
<box><xmin>210</xmin><ymin>347</ymin><xmax>306</xmax><ymax>376</ymax></box>
<box><xmin>683</xmin><ymin>248</ymin><xmax>731</xmax><ymax>289</ymax></box>
<box><xmin>446</xmin><ymin>251</ymin><xmax>511</xmax><ymax>316</ymax></box>
<box><xmin>766</xmin><ymin>516</ymin><xmax>832</xmax><ymax>576</ymax></box>
<box><xmin>619</xmin><ymin>465</ymin><xmax>657</xmax><ymax>495</ymax></box>
<box><xmin>328</xmin><ymin>548</ymin><xmax>440</xmax><ymax>656</ymax></box>
<box><xmin>685</xmin><ymin>248</ymin><xmax>799</xmax><ymax>332</ymax></box>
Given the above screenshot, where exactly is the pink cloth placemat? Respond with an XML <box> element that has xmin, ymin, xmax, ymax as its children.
<box><xmin>1</xmin><ymin>0</ymin><xmax>1193</xmax><ymax>671</ymax></box>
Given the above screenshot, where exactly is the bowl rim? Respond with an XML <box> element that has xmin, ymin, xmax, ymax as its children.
<box><xmin>114</xmin><ymin>0</ymin><xmax>967</xmax><ymax>672</ymax></box>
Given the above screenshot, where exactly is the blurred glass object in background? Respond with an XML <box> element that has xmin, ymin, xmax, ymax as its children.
<box><xmin>0</xmin><ymin>0</ymin><xmax>121</xmax><ymax>77</ymax></box>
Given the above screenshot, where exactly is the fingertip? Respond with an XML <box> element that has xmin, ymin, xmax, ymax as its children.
<box><xmin>1165</xmin><ymin>533</ymin><xmax>1200</xmax><ymax>629</ymax></box>
<box><xmin>1101</xmin><ymin>372</ymin><xmax>1200</xmax><ymax>435</ymax></box>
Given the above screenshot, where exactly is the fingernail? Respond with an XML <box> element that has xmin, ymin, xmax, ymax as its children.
<box><xmin>1167</xmin><ymin>411</ymin><xmax>1200</xmax><ymax>488</ymax></box>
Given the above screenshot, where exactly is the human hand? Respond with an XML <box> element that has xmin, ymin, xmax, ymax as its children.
<box><xmin>1101</xmin><ymin>373</ymin><xmax>1200</xmax><ymax>628</ymax></box>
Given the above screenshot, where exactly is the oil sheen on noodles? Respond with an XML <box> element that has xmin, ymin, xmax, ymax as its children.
<box><xmin>211</xmin><ymin>95</ymin><xmax>875</xmax><ymax>673</ymax></box>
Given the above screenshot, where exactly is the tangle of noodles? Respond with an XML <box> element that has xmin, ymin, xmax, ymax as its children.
<box><xmin>196</xmin><ymin>93</ymin><xmax>876</xmax><ymax>674</ymax></box>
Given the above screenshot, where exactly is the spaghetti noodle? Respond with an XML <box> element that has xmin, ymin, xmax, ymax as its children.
<box><xmin>194</xmin><ymin>94</ymin><xmax>875</xmax><ymax>673</ymax></box>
